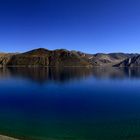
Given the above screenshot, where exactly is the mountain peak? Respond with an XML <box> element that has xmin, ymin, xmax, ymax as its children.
<box><xmin>23</xmin><ymin>48</ymin><xmax>49</xmax><ymax>55</ymax></box>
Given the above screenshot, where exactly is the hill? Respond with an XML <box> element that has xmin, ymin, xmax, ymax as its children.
<box><xmin>88</xmin><ymin>53</ymin><xmax>137</xmax><ymax>66</ymax></box>
<box><xmin>0</xmin><ymin>48</ymin><xmax>139</xmax><ymax>67</ymax></box>
<box><xmin>4</xmin><ymin>48</ymin><xmax>92</xmax><ymax>67</ymax></box>
<box><xmin>115</xmin><ymin>55</ymin><xmax>140</xmax><ymax>67</ymax></box>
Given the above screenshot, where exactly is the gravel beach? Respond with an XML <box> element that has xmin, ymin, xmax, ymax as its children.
<box><xmin>0</xmin><ymin>135</ymin><xmax>19</xmax><ymax>140</ymax></box>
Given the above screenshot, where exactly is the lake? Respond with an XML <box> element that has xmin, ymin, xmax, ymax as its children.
<box><xmin>0</xmin><ymin>67</ymin><xmax>140</xmax><ymax>140</ymax></box>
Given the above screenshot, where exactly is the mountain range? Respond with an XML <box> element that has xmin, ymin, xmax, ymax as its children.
<box><xmin>0</xmin><ymin>48</ymin><xmax>139</xmax><ymax>67</ymax></box>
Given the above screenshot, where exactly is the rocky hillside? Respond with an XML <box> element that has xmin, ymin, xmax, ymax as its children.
<box><xmin>0</xmin><ymin>48</ymin><xmax>139</xmax><ymax>67</ymax></box>
<box><xmin>1</xmin><ymin>48</ymin><xmax>92</xmax><ymax>67</ymax></box>
<box><xmin>0</xmin><ymin>53</ymin><xmax>17</xmax><ymax>67</ymax></box>
<box><xmin>88</xmin><ymin>53</ymin><xmax>137</xmax><ymax>66</ymax></box>
<box><xmin>116</xmin><ymin>55</ymin><xmax>140</xmax><ymax>67</ymax></box>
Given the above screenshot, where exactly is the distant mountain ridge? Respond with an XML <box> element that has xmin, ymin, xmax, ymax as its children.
<box><xmin>0</xmin><ymin>48</ymin><xmax>139</xmax><ymax>67</ymax></box>
<box><xmin>115</xmin><ymin>55</ymin><xmax>140</xmax><ymax>67</ymax></box>
<box><xmin>91</xmin><ymin>53</ymin><xmax>138</xmax><ymax>66</ymax></box>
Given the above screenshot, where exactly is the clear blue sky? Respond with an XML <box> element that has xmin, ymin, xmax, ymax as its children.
<box><xmin>0</xmin><ymin>0</ymin><xmax>140</xmax><ymax>53</ymax></box>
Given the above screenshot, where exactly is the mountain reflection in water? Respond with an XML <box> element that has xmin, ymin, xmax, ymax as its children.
<box><xmin>0</xmin><ymin>67</ymin><xmax>140</xmax><ymax>140</ymax></box>
<box><xmin>0</xmin><ymin>67</ymin><xmax>140</xmax><ymax>83</ymax></box>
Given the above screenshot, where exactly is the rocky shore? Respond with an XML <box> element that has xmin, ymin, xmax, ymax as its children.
<box><xmin>0</xmin><ymin>135</ymin><xmax>19</xmax><ymax>140</ymax></box>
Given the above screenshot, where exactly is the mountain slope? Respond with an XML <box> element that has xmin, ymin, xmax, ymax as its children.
<box><xmin>116</xmin><ymin>55</ymin><xmax>140</xmax><ymax>67</ymax></box>
<box><xmin>88</xmin><ymin>53</ymin><xmax>136</xmax><ymax>66</ymax></box>
<box><xmin>6</xmin><ymin>48</ymin><xmax>92</xmax><ymax>67</ymax></box>
<box><xmin>0</xmin><ymin>53</ymin><xmax>17</xmax><ymax>67</ymax></box>
<box><xmin>0</xmin><ymin>48</ymin><xmax>139</xmax><ymax>67</ymax></box>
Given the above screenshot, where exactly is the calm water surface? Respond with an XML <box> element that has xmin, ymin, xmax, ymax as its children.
<box><xmin>0</xmin><ymin>67</ymin><xmax>140</xmax><ymax>140</ymax></box>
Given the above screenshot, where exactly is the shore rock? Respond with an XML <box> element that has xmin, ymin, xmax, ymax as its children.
<box><xmin>0</xmin><ymin>135</ymin><xmax>19</xmax><ymax>140</ymax></box>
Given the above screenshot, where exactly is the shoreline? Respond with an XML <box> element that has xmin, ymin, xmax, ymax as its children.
<box><xmin>0</xmin><ymin>135</ymin><xmax>19</xmax><ymax>140</ymax></box>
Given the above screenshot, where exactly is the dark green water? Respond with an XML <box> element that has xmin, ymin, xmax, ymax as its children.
<box><xmin>0</xmin><ymin>67</ymin><xmax>140</xmax><ymax>140</ymax></box>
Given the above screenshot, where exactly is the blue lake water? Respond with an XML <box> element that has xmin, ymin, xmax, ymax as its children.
<box><xmin>0</xmin><ymin>67</ymin><xmax>140</xmax><ymax>140</ymax></box>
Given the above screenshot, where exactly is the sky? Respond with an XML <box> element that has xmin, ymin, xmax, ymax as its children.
<box><xmin>0</xmin><ymin>0</ymin><xmax>140</xmax><ymax>53</ymax></box>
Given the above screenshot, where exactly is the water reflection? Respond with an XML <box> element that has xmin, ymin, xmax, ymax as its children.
<box><xmin>0</xmin><ymin>67</ymin><xmax>140</xmax><ymax>140</ymax></box>
<box><xmin>0</xmin><ymin>67</ymin><xmax>140</xmax><ymax>83</ymax></box>
<box><xmin>0</xmin><ymin>67</ymin><xmax>93</xmax><ymax>83</ymax></box>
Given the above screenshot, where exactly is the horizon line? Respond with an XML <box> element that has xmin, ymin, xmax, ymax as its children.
<box><xmin>0</xmin><ymin>47</ymin><xmax>139</xmax><ymax>55</ymax></box>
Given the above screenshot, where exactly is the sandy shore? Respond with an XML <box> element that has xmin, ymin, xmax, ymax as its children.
<box><xmin>0</xmin><ymin>135</ymin><xmax>19</xmax><ymax>140</ymax></box>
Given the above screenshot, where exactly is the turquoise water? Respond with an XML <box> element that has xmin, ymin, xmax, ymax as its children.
<box><xmin>0</xmin><ymin>67</ymin><xmax>140</xmax><ymax>140</ymax></box>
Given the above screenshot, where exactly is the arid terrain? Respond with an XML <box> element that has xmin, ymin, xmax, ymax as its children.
<box><xmin>0</xmin><ymin>48</ymin><xmax>138</xmax><ymax>67</ymax></box>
